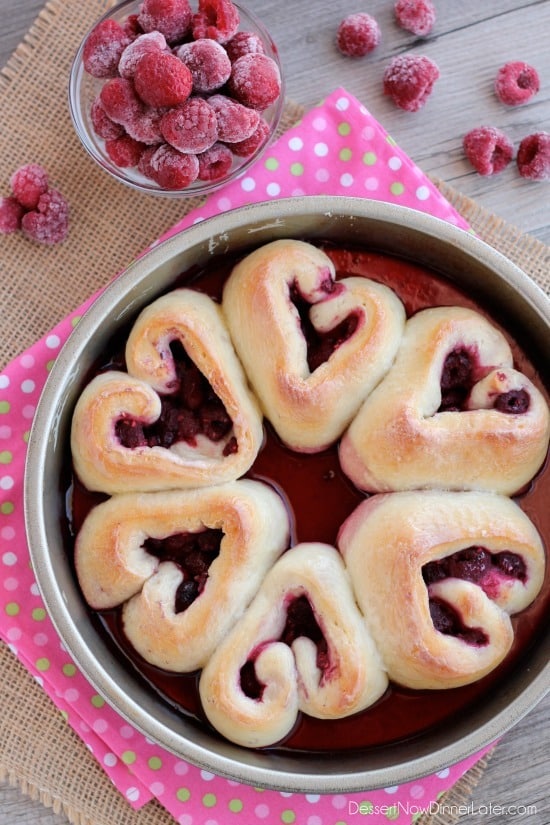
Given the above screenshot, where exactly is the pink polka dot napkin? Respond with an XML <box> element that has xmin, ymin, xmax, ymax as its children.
<box><xmin>1</xmin><ymin>89</ymin><xmax>493</xmax><ymax>824</ymax></box>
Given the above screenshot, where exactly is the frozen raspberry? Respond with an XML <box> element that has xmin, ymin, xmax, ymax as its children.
<box><xmin>134</xmin><ymin>51</ymin><xmax>193</xmax><ymax>107</ymax></box>
<box><xmin>160</xmin><ymin>97</ymin><xmax>218</xmax><ymax>153</ymax></box>
<box><xmin>137</xmin><ymin>0</ymin><xmax>192</xmax><ymax>44</ymax></box>
<box><xmin>99</xmin><ymin>77</ymin><xmax>143</xmax><ymax>126</ymax></box>
<box><xmin>494</xmin><ymin>61</ymin><xmax>540</xmax><ymax>106</ymax></box>
<box><xmin>225</xmin><ymin>31</ymin><xmax>265</xmax><ymax>62</ymax></box>
<box><xmin>138</xmin><ymin>145</ymin><xmax>158</xmax><ymax>179</ymax></box>
<box><xmin>10</xmin><ymin>163</ymin><xmax>49</xmax><ymax>210</ymax></box>
<box><xmin>463</xmin><ymin>126</ymin><xmax>514</xmax><ymax>176</ymax></box>
<box><xmin>82</xmin><ymin>18</ymin><xmax>131</xmax><ymax>78</ymax></box>
<box><xmin>125</xmin><ymin>105</ymin><xmax>164</xmax><ymax>145</ymax></box>
<box><xmin>228</xmin><ymin>116</ymin><xmax>270</xmax><ymax>157</ymax></box>
<box><xmin>90</xmin><ymin>96</ymin><xmax>125</xmax><ymax>140</ymax></box>
<box><xmin>228</xmin><ymin>53</ymin><xmax>281</xmax><ymax>110</ymax></box>
<box><xmin>383</xmin><ymin>53</ymin><xmax>439</xmax><ymax>111</ymax></box>
<box><xmin>192</xmin><ymin>0</ymin><xmax>240</xmax><ymax>44</ymax></box>
<box><xmin>148</xmin><ymin>144</ymin><xmax>200</xmax><ymax>188</ymax></box>
<box><xmin>516</xmin><ymin>132</ymin><xmax>550</xmax><ymax>181</ymax></box>
<box><xmin>176</xmin><ymin>39</ymin><xmax>231</xmax><ymax>93</ymax></box>
<box><xmin>336</xmin><ymin>13</ymin><xmax>381</xmax><ymax>57</ymax></box>
<box><xmin>0</xmin><ymin>196</ymin><xmax>25</xmax><ymax>234</ymax></box>
<box><xmin>105</xmin><ymin>134</ymin><xmax>147</xmax><ymax>167</ymax></box>
<box><xmin>20</xmin><ymin>189</ymin><xmax>69</xmax><ymax>245</ymax></box>
<box><xmin>118</xmin><ymin>31</ymin><xmax>168</xmax><ymax>79</ymax></box>
<box><xmin>394</xmin><ymin>0</ymin><xmax>436</xmax><ymax>37</ymax></box>
<box><xmin>123</xmin><ymin>14</ymin><xmax>143</xmax><ymax>39</ymax></box>
<box><xmin>197</xmin><ymin>143</ymin><xmax>233</xmax><ymax>181</ymax></box>
<box><xmin>207</xmin><ymin>94</ymin><xmax>260</xmax><ymax>142</ymax></box>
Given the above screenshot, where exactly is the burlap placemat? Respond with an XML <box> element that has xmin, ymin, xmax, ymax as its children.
<box><xmin>1</xmin><ymin>0</ymin><xmax>547</xmax><ymax>823</ymax></box>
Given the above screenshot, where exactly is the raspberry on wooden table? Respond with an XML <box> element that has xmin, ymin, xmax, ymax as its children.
<box><xmin>10</xmin><ymin>163</ymin><xmax>49</xmax><ymax>210</ymax></box>
<box><xmin>336</xmin><ymin>13</ymin><xmax>381</xmax><ymax>57</ymax></box>
<box><xmin>394</xmin><ymin>0</ymin><xmax>436</xmax><ymax>37</ymax></box>
<box><xmin>463</xmin><ymin>126</ymin><xmax>514</xmax><ymax>176</ymax></box>
<box><xmin>137</xmin><ymin>0</ymin><xmax>192</xmax><ymax>44</ymax></box>
<box><xmin>192</xmin><ymin>0</ymin><xmax>240</xmax><ymax>44</ymax></box>
<box><xmin>20</xmin><ymin>189</ymin><xmax>69</xmax><ymax>245</ymax></box>
<box><xmin>133</xmin><ymin>51</ymin><xmax>193</xmax><ymax>107</ymax></box>
<box><xmin>383</xmin><ymin>53</ymin><xmax>440</xmax><ymax>111</ymax></box>
<box><xmin>494</xmin><ymin>61</ymin><xmax>540</xmax><ymax>106</ymax></box>
<box><xmin>176</xmin><ymin>39</ymin><xmax>232</xmax><ymax>93</ymax></box>
<box><xmin>516</xmin><ymin>132</ymin><xmax>550</xmax><ymax>181</ymax></box>
<box><xmin>227</xmin><ymin>52</ymin><xmax>281</xmax><ymax>110</ymax></box>
<box><xmin>82</xmin><ymin>18</ymin><xmax>131</xmax><ymax>78</ymax></box>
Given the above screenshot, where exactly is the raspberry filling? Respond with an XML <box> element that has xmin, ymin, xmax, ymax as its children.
<box><xmin>289</xmin><ymin>279</ymin><xmax>359</xmax><ymax>372</ymax></box>
<box><xmin>438</xmin><ymin>348</ymin><xmax>529</xmax><ymax>412</ymax></box>
<box><xmin>428</xmin><ymin>598</ymin><xmax>488</xmax><ymax>646</ymax></box>
<box><xmin>143</xmin><ymin>528</ymin><xmax>223</xmax><ymax>613</ymax></box>
<box><xmin>115</xmin><ymin>340</ymin><xmax>236</xmax><ymax>454</ymax></box>
<box><xmin>239</xmin><ymin>595</ymin><xmax>329</xmax><ymax>700</ymax></box>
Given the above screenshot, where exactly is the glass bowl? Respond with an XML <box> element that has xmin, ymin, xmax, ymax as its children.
<box><xmin>68</xmin><ymin>0</ymin><xmax>285</xmax><ymax>197</ymax></box>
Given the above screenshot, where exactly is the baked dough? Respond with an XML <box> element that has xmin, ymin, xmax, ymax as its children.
<box><xmin>199</xmin><ymin>542</ymin><xmax>388</xmax><ymax>748</ymax></box>
<box><xmin>71</xmin><ymin>288</ymin><xmax>264</xmax><ymax>494</ymax></box>
<box><xmin>74</xmin><ymin>479</ymin><xmax>290</xmax><ymax>671</ymax></box>
<box><xmin>338</xmin><ymin>490</ymin><xmax>545</xmax><ymax>690</ymax></box>
<box><xmin>222</xmin><ymin>239</ymin><xmax>405</xmax><ymax>452</ymax></box>
<box><xmin>339</xmin><ymin>305</ymin><xmax>550</xmax><ymax>494</ymax></box>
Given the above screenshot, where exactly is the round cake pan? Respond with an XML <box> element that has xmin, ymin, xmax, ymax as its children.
<box><xmin>24</xmin><ymin>196</ymin><xmax>549</xmax><ymax>793</ymax></box>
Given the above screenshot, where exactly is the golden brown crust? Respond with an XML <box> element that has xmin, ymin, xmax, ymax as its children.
<box><xmin>74</xmin><ymin>480</ymin><xmax>290</xmax><ymax>671</ymax></box>
<box><xmin>338</xmin><ymin>490</ymin><xmax>545</xmax><ymax>690</ymax></box>
<box><xmin>199</xmin><ymin>542</ymin><xmax>388</xmax><ymax>748</ymax></box>
<box><xmin>222</xmin><ymin>239</ymin><xmax>405</xmax><ymax>452</ymax></box>
<box><xmin>70</xmin><ymin>288</ymin><xmax>264</xmax><ymax>494</ymax></box>
<box><xmin>339</xmin><ymin>306</ymin><xmax>550</xmax><ymax>494</ymax></box>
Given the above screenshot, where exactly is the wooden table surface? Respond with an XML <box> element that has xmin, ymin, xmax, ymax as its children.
<box><xmin>1</xmin><ymin>1</ymin><xmax>549</xmax><ymax>823</ymax></box>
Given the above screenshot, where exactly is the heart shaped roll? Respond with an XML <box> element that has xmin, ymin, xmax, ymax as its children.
<box><xmin>338</xmin><ymin>490</ymin><xmax>545</xmax><ymax>690</ymax></box>
<box><xmin>199</xmin><ymin>542</ymin><xmax>388</xmax><ymax>748</ymax></box>
<box><xmin>222</xmin><ymin>239</ymin><xmax>405</xmax><ymax>452</ymax></box>
<box><xmin>339</xmin><ymin>306</ymin><xmax>550</xmax><ymax>494</ymax></box>
<box><xmin>75</xmin><ymin>479</ymin><xmax>290</xmax><ymax>671</ymax></box>
<box><xmin>71</xmin><ymin>288</ymin><xmax>264</xmax><ymax>494</ymax></box>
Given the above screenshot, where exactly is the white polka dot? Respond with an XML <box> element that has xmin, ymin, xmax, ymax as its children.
<box><xmin>1</xmin><ymin>526</ymin><xmax>15</xmax><ymax>540</ymax></box>
<box><xmin>339</xmin><ymin>173</ymin><xmax>354</xmax><ymax>187</ymax></box>
<box><xmin>34</xmin><ymin>633</ymin><xmax>49</xmax><ymax>646</ymax></box>
<box><xmin>2</xmin><ymin>551</ymin><xmax>17</xmax><ymax>566</ymax></box>
<box><xmin>21</xmin><ymin>379</ymin><xmax>36</xmax><ymax>394</ymax></box>
<box><xmin>201</xmin><ymin>770</ymin><xmax>215</xmax><ymax>781</ymax></box>
<box><xmin>46</xmin><ymin>335</ymin><xmax>61</xmax><ymax>349</ymax></box>
<box><xmin>204</xmin><ymin>819</ymin><xmax>219</xmax><ymax>825</ymax></box>
<box><xmin>241</xmin><ymin>177</ymin><xmax>256</xmax><ymax>192</ymax></box>
<box><xmin>288</xmin><ymin>136</ymin><xmax>303</xmax><ymax>151</ymax></box>
<box><xmin>80</xmin><ymin>721</ymin><xmax>90</xmax><ymax>733</ymax></box>
<box><xmin>314</xmin><ymin>142</ymin><xmax>329</xmax><ymax>157</ymax></box>
<box><xmin>120</xmin><ymin>724</ymin><xmax>135</xmax><ymax>739</ymax></box>
<box><xmin>410</xmin><ymin>784</ymin><xmax>425</xmax><ymax>799</ymax></box>
<box><xmin>0</xmin><ymin>476</ymin><xmax>14</xmax><ymax>491</ymax></box>
<box><xmin>3</xmin><ymin>578</ymin><xmax>18</xmax><ymax>591</ymax></box>
<box><xmin>336</xmin><ymin>96</ymin><xmax>350</xmax><ymax>111</ymax></box>
<box><xmin>364</xmin><ymin>176</ymin><xmax>379</xmax><ymax>191</ymax></box>
<box><xmin>315</xmin><ymin>168</ymin><xmax>330</xmax><ymax>182</ymax></box>
<box><xmin>6</xmin><ymin>627</ymin><xmax>22</xmax><ymax>642</ymax></box>
<box><xmin>150</xmin><ymin>781</ymin><xmax>165</xmax><ymax>796</ymax></box>
<box><xmin>0</xmin><ymin>425</ymin><xmax>11</xmax><ymax>439</ymax></box>
<box><xmin>226</xmin><ymin>780</ymin><xmax>240</xmax><ymax>787</ymax></box>
<box><xmin>65</xmin><ymin>688</ymin><xmax>80</xmax><ymax>703</ymax></box>
<box><xmin>291</xmin><ymin>187</ymin><xmax>306</xmax><ymax>197</ymax></box>
<box><xmin>306</xmin><ymin>794</ymin><xmax>320</xmax><ymax>803</ymax></box>
<box><xmin>30</xmin><ymin>582</ymin><xmax>40</xmax><ymax>596</ymax></box>
<box><xmin>416</xmin><ymin>185</ymin><xmax>430</xmax><ymax>201</ymax></box>
<box><xmin>103</xmin><ymin>752</ymin><xmax>117</xmax><ymax>767</ymax></box>
<box><xmin>0</xmin><ymin>375</ymin><xmax>9</xmax><ymax>389</ymax></box>
<box><xmin>34</xmin><ymin>675</ymin><xmax>44</xmax><ymax>687</ymax></box>
<box><xmin>266</xmin><ymin>182</ymin><xmax>280</xmax><ymax>197</ymax></box>
<box><xmin>307</xmin><ymin>816</ymin><xmax>323</xmax><ymax>825</ymax></box>
<box><xmin>22</xmin><ymin>404</ymin><xmax>36</xmax><ymax>419</ymax></box>
<box><xmin>93</xmin><ymin>718</ymin><xmax>108</xmax><ymax>735</ymax></box>
<box><xmin>388</xmin><ymin>156</ymin><xmax>402</xmax><ymax>171</ymax></box>
<box><xmin>174</xmin><ymin>760</ymin><xmax>189</xmax><ymax>775</ymax></box>
<box><xmin>331</xmin><ymin>795</ymin><xmax>347</xmax><ymax>810</ymax></box>
<box><xmin>361</xmin><ymin>125</ymin><xmax>375</xmax><ymax>141</ymax></box>
<box><xmin>312</xmin><ymin>116</ymin><xmax>327</xmax><ymax>131</ymax></box>
<box><xmin>178</xmin><ymin>815</ymin><xmax>193</xmax><ymax>825</ymax></box>
<box><xmin>216</xmin><ymin>196</ymin><xmax>232</xmax><ymax>211</ymax></box>
<box><xmin>384</xmin><ymin>785</ymin><xmax>399</xmax><ymax>794</ymax></box>
<box><xmin>8</xmin><ymin>643</ymin><xmax>18</xmax><ymax>655</ymax></box>
<box><xmin>126</xmin><ymin>787</ymin><xmax>140</xmax><ymax>803</ymax></box>
<box><xmin>280</xmin><ymin>792</ymin><xmax>293</xmax><ymax>798</ymax></box>
<box><xmin>254</xmin><ymin>804</ymin><xmax>270</xmax><ymax>819</ymax></box>
<box><xmin>437</xmin><ymin>768</ymin><xmax>450</xmax><ymax>779</ymax></box>
<box><xmin>20</xmin><ymin>354</ymin><xmax>35</xmax><ymax>368</ymax></box>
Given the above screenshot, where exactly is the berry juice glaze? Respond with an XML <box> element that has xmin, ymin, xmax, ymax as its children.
<box><xmin>66</xmin><ymin>243</ymin><xmax>550</xmax><ymax>753</ymax></box>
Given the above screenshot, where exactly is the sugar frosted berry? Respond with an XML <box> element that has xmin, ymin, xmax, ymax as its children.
<box><xmin>383</xmin><ymin>53</ymin><xmax>439</xmax><ymax>111</ymax></box>
<box><xmin>494</xmin><ymin>61</ymin><xmax>540</xmax><ymax>106</ymax></box>
<box><xmin>21</xmin><ymin>189</ymin><xmax>69</xmax><ymax>245</ymax></box>
<box><xmin>82</xmin><ymin>19</ymin><xmax>131</xmax><ymax>78</ymax></box>
<box><xmin>133</xmin><ymin>51</ymin><xmax>193</xmax><ymax>107</ymax></box>
<box><xmin>336</xmin><ymin>13</ymin><xmax>381</xmax><ymax>57</ymax></box>
<box><xmin>394</xmin><ymin>0</ymin><xmax>436</xmax><ymax>37</ymax></box>
<box><xmin>228</xmin><ymin>53</ymin><xmax>281</xmax><ymax>110</ymax></box>
<box><xmin>176</xmin><ymin>39</ymin><xmax>231</xmax><ymax>93</ymax></box>
<box><xmin>228</xmin><ymin>117</ymin><xmax>270</xmax><ymax>157</ymax></box>
<box><xmin>161</xmin><ymin>97</ymin><xmax>218</xmax><ymax>153</ymax></box>
<box><xmin>192</xmin><ymin>0</ymin><xmax>240</xmax><ymax>44</ymax></box>
<box><xmin>90</xmin><ymin>96</ymin><xmax>125</xmax><ymax>140</ymax></box>
<box><xmin>463</xmin><ymin>126</ymin><xmax>514</xmax><ymax>176</ymax></box>
<box><xmin>118</xmin><ymin>31</ymin><xmax>168</xmax><ymax>79</ymax></box>
<box><xmin>147</xmin><ymin>144</ymin><xmax>200</xmax><ymax>188</ymax></box>
<box><xmin>105</xmin><ymin>134</ymin><xmax>147</xmax><ymax>167</ymax></box>
<box><xmin>138</xmin><ymin>0</ymin><xmax>192</xmax><ymax>44</ymax></box>
<box><xmin>516</xmin><ymin>132</ymin><xmax>550</xmax><ymax>181</ymax></box>
<box><xmin>207</xmin><ymin>94</ymin><xmax>260</xmax><ymax>142</ymax></box>
<box><xmin>0</xmin><ymin>196</ymin><xmax>25</xmax><ymax>234</ymax></box>
<box><xmin>225</xmin><ymin>31</ymin><xmax>265</xmax><ymax>62</ymax></box>
<box><xmin>197</xmin><ymin>143</ymin><xmax>233</xmax><ymax>181</ymax></box>
<box><xmin>100</xmin><ymin>77</ymin><xmax>143</xmax><ymax>126</ymax></box>
<box><xmin>10</xmin><ymin>163</ymin><xmax>49</xmax><ymax>210</ymax></box>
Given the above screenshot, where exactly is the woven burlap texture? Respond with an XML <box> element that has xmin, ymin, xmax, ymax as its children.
<box><xmin>1</xmin><ymin>0</ymin><xmax>548</xmax><ymax>823</ymax></box>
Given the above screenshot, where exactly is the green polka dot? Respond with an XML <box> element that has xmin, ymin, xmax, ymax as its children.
<box><xmin>0</xmin><ymin>401</ymin><xmax>10</xmax><ymax>414</ymax></box>
<box><xmin>386</xmin><ymin>134</ymin><xmax>398</xmax><ymax>146</ymax></box>
<box><xmin>91</xmin><ymin>694</ymin><xmax>105</xmax><ymax>708</ymax></box>
<box><xmin>281</xmin><ymin>811</ymin><xmax>296</xmax><ymax>824</ymax></box>
<box><xmin>71</xmin><ymin>316</ymin><xmax>81</xmax><ymax>327</ymax></box>
<box><xmin>202</xmin><ymin>792</ymin><xmax>217</xmax><ymax>808</ymax></box>
<box><xmin>121</xmin><ymin>750</ymin><xmax>136</xmax><ymax>765</ymax></box>
<box><xmin>338</xmin><ymin>122</ymin><xmax>351</xmax><ymax>136</ymax></box>
<box><xmin>46</xmin><ymin>359</ymin><xmax>56</xmax><ymax>371</ymax></box>
<box><xmin>385</xmin><ymin>805</ymin><xmax>399</xmax><ymax>821</ymax></box>
<box><xmin>148</xmin><ymin>756</ymin><xmax>163</xmax><ymax>770</ymax></box>
<box><xmin>5</xmin><ymin>602</ymin><xmax>20</xmax><ymax>616</ymax></box>
<box><xmin>36</xmin><ymin>657</ymin><xmax>50</xmax><ymax>672</ymax></box>
<box><xmin>253</xmin><ymin>787</ymin><xmax>265</xmax><ymax>793</ymax></box>
<box><xmin>23</xmin><ymin>431</ymin><xmax>31</xmax><ymax>443</ymax></box>
<box><xmin>362</xmin><ymin>151</ymin><xmax>377</xmax><ymax>166</ymax></box>
<box><xmin>290</xmin><ymin>162</ymin><xmax>304</xmax><ymax>176</ymax></box>
<box><xmin>0</xmin><ymin>451</ymin><xmax>12</xmax><ymax>464</ymax></box>
<box><xmin>176</xmin><ymin>787</ymin><xmax>191</xmax><ymax>802</ymax></box>
<box><xmin>60</xmin><ymin>710</ymin><xmax>69</xmax><ymax>721</ymax></box>
<box><xmin>390</xmin><ymin>182</ymin><xmax>405</xmax><ymax>196</ymax></box>
<box><xmin>1</xmin><ymin>501</ymin><xmax>14</xmax><ymax>515</ymax></box>
<box><xmin>62</xmin><ymin>663</ymin><xmax>77</xmax><ymax>677</ymax></box>
<box><xmin>339</xmin><ymin>148</ymin><xmax>352</xmax><ymax>162</ymax></box>
<box><xmin>32</xmin><ymin>607</ymin><xmax>46</xmax><ymax>621</ymax></box>
<box><xmin>359</xmin><ymin>801</ymin><xmax>374</xmax><ymax>813</ymax></box>
<box><xmin>229</xmin><ymin>798</ymin><xmax>244</xmax><ymax>813</ymax></box>
<box><xmin>265</xmin><ymin>157</ymin><xmax>279</xmax><ymax>171</ymax></box>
